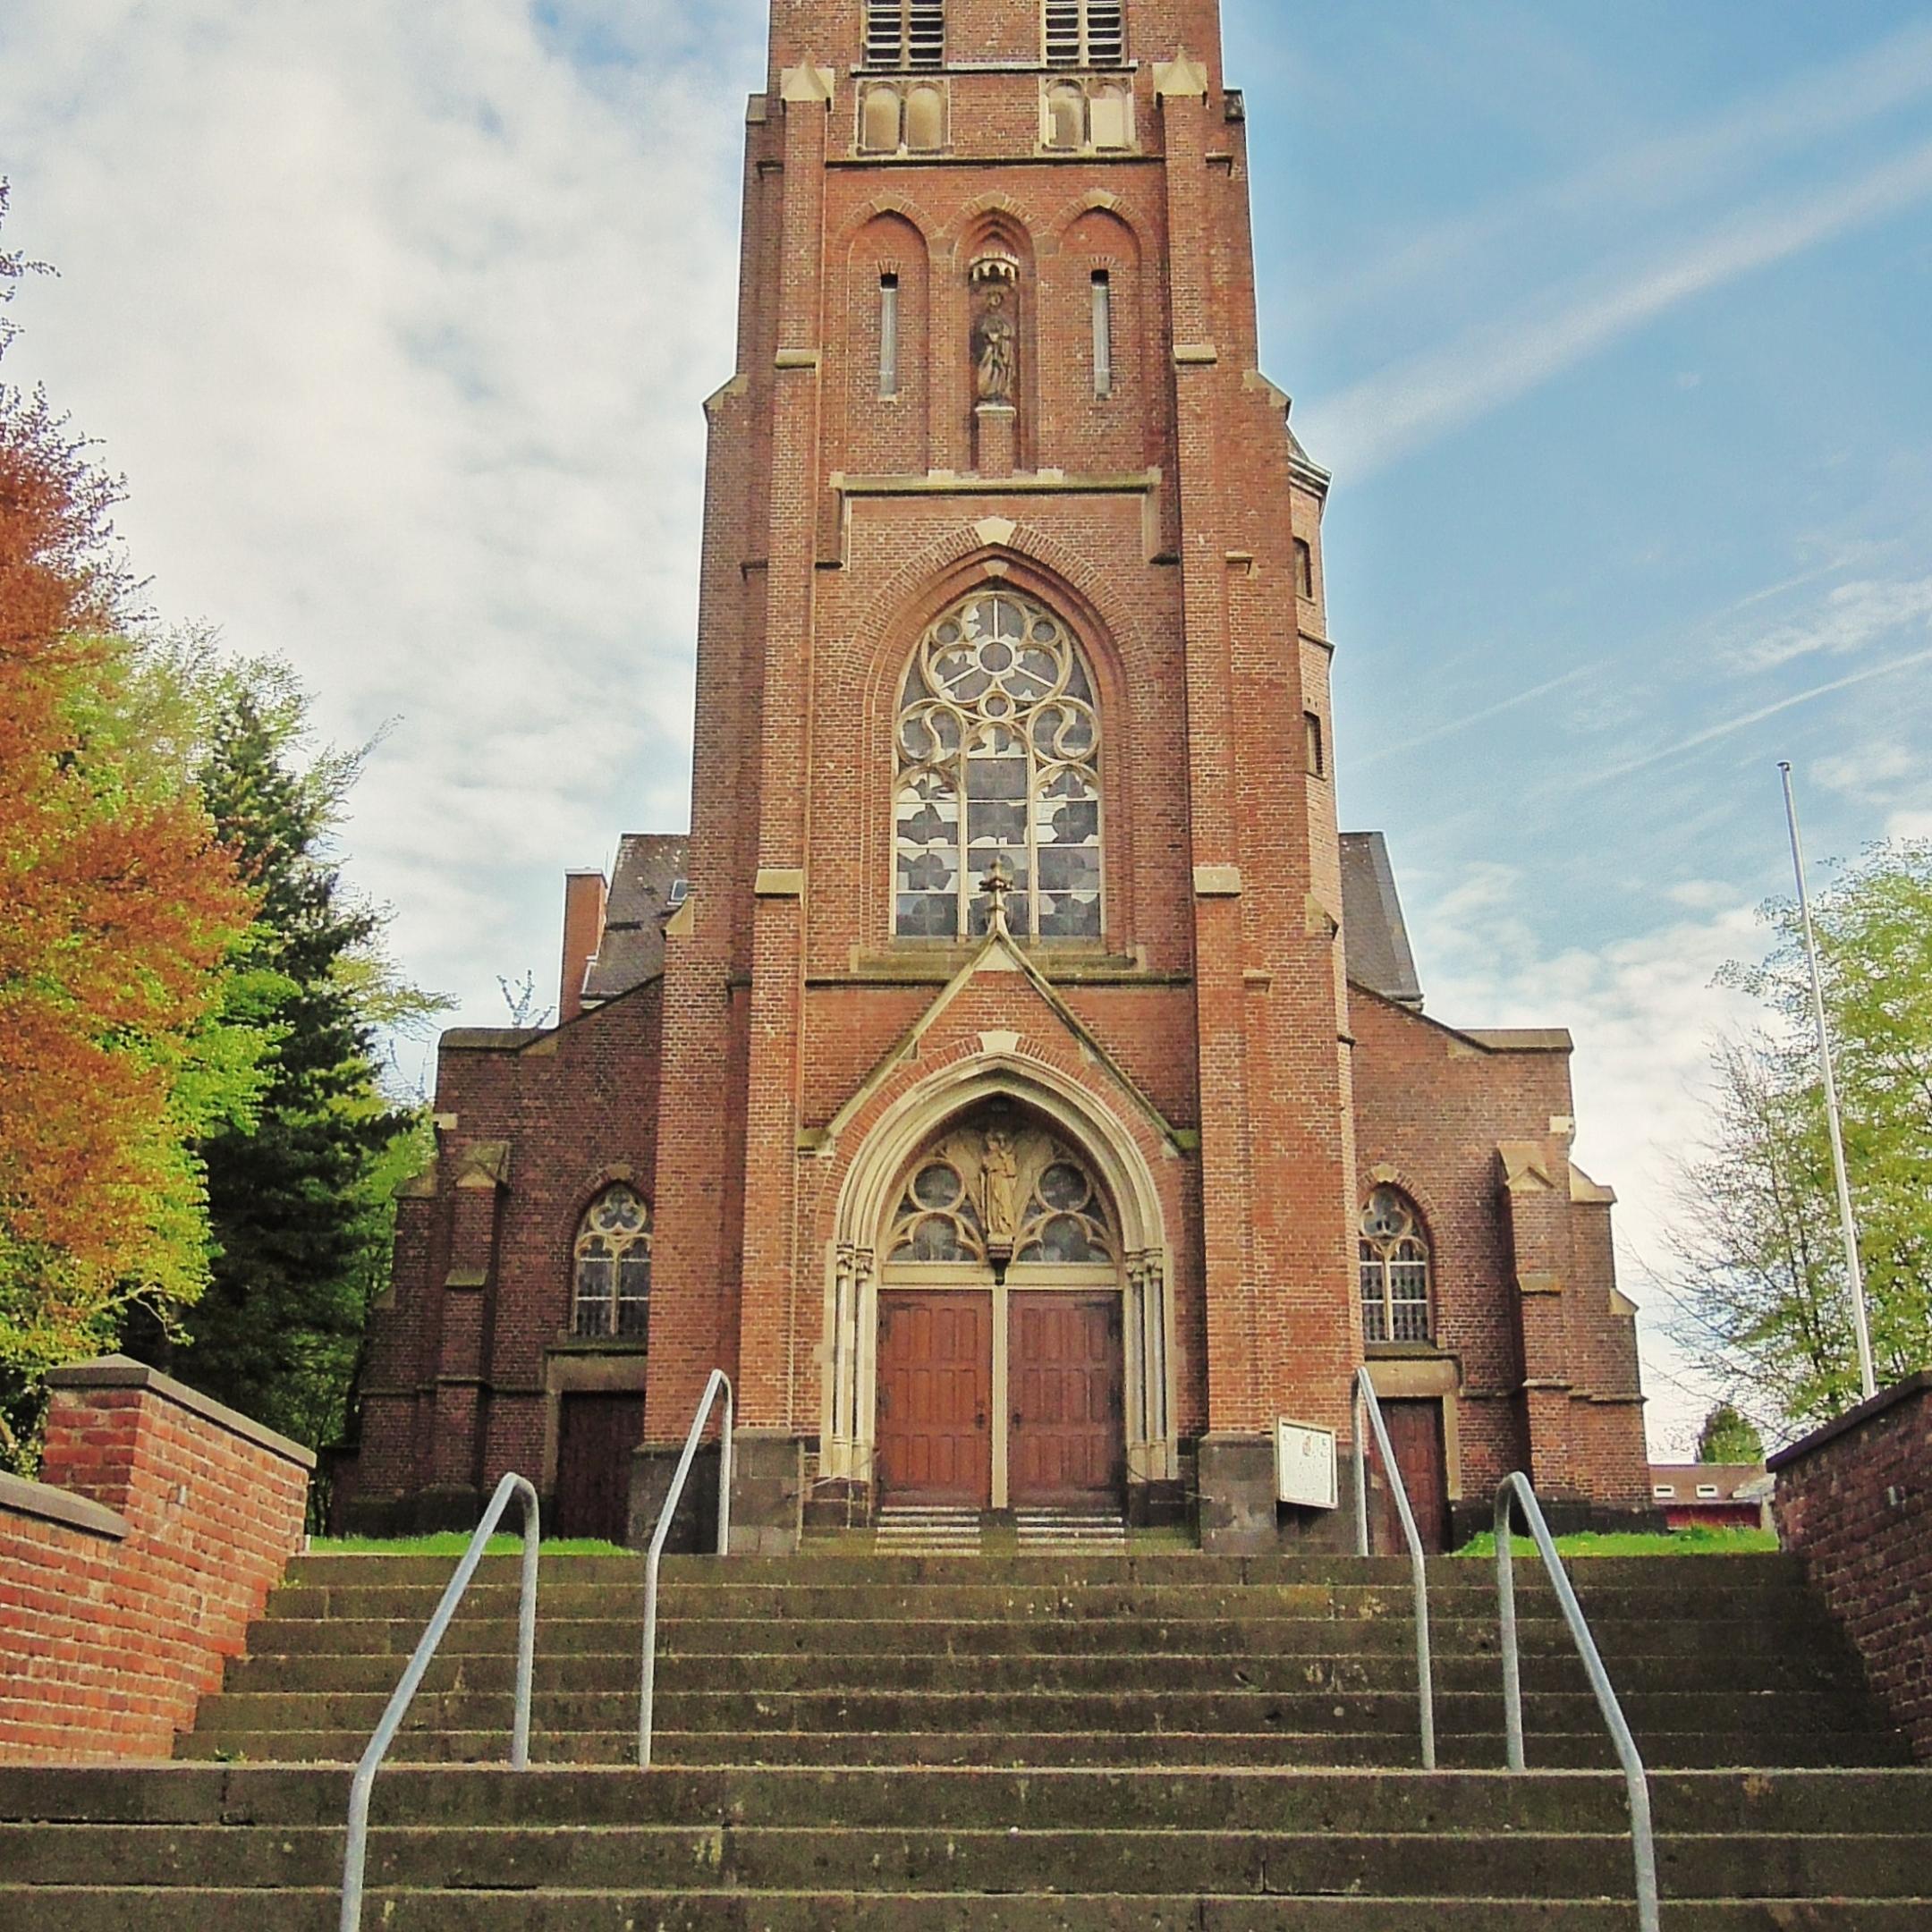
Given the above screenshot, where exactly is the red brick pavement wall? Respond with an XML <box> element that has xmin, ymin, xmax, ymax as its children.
<box><xmin>1772</xmin><ymin>1374</ymin><xmax>1932</xmax><ymax>1762</ymax></box>
<box><xmin>0</xmin><ymin>1357</ymin><xmax>311</xmax><ymax>1763</ymax></box>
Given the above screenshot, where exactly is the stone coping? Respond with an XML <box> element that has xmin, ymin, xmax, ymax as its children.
<box><xmin>1767</xmin><ymin>1370</ymin><xmax>1932</xmax><ymax>1473</ymax></box>
<box><xmin>43</xmin><ymin>1356</ymin><xmax>317</xmax><ymax>1470</ymax></box>
<box><xmin>0</xmin><ymin>1470</ymin><xmax>130</xmax><ymax>1541</ymax></box>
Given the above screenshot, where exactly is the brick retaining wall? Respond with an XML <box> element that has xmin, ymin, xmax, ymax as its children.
<box><xmin>0</xmin><ymin>1356</ymin><xmax>312</xmax><ymax>1763</ymax></box>
<box><xmin>1771</xmin><ymin>1371</ymin><xmax>1932</xmax><ymax>1762</ymax></box>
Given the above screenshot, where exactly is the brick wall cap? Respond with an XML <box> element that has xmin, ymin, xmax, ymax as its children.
<box><xmin>1767</xmin><ymin>1370</ymin><xmax>1932</xmax><ymax>1473</ymax></box>
<box><xmin>442</xmin><ymin>1028</ymin><xmax>547</xmax><ymax>1052</ymax></box>
<box><xmin>0</xmin><ymin>1469</ymin><xmax>131</xmax><ymax>1540</ymax></box>
<box><xmin>43</xmin><ymin>1356</ymin><xmax>318</xmax><ymax>1470</ymax></box>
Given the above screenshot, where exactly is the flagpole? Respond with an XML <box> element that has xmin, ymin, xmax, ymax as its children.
<box><xmin>1778</xmin><ymin>761</ymin><xmax>1877</xmax><ymax>1403</ymax></box>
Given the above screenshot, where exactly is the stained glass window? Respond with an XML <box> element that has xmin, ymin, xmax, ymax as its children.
<box><xmin>1360</xmin><ymin>1187</ymin><xmax>1430</xmax><ymax>1344</ymax></box>
<box><xmin>573</xmin><ymin>1184</ymin><xmax>651</xmax><ymax>1341</ymax></box>
<box><xmin>894</xmin><ymin>588</ymin><xmax>1103</xmax><ymax>942</ymax></box>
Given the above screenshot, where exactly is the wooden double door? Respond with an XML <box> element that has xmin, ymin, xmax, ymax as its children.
<box><xmin>876</xmin><ymin>1290</ymin><xmax>1124</xmax><ymax>1508</ymax></box>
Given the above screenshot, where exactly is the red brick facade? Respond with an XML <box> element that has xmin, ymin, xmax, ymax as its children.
<box><xmin>0</xmin><ymin>1358</ymin><xmax>312</xmax><ymax>1763</ymax></box>
<box><xmin>1772</xmin><ymin>1375</ymin><xmax>1932</xmax><ymax>1763</ymax></box>
<box><xmin>350</xmin><ymin>0</ymin><xmax>1648</xmax><ymax>1549</ymax></box>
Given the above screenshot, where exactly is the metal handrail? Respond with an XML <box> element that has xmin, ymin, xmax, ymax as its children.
<box><xmin>638</xmin><ymin>1368</ymin><xmax>734</xmax><ymax>1767</ymax></box>
<box><xmin>1495</xmin><ymin>1473</ymin><xmax>1659</xmax><ymax>1932</ymax></box>
<box><xmin>1351</xmin><ymin>1367</ymin><xmax>1436</xmax><ymax>1770</ymax></box>
<box><xmin>339</xmin><ymin>1470</ymin><xmax>538</xmax><ymax>1932</ymax></box>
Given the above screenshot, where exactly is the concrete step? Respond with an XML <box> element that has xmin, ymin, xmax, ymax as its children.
<box><xmin>282</xmin><ymin>1554</ymin><xmax>1810</xmax><ymax>1589</ymax></box>
<box><xmin>5</xmin><ymin>1887</ymin><xmax>1930</xmax><ymax>1928</ymax></box>
<box><xmin>243</xmin><ymin>1612</ymin><xmax>1843</xmax><ymax>1670</ymax></box>
<box><xmin>258</xmin><ymin>1582</ymin><xmax>1832</xmax><ymax>1624</ymax></box>
<box><xmin>8</xmin><ymin>1821</ymin><xmax>1931</xmax><ymax>1897</ymax></box>
<box><xmin>17</xmin><ymin>1764</ymin><xmax>1932</xmax><ymax>1835</ymax></box>
<box><xmin>183</xmin><ymin>1685</ymin><xmax>1884</xmax><ymax>1739</ymax></box>
<box><xmin>171</xmin><ymin>1726</ymin><xmax>1913</xmax><ymax>1768</ymax></box>
<box><xmin>215</xmin><ymin>1648</ymin><xmax>1863</xmax><ymax>1699</ymax></box>
<box><xmin>241</xmin><ymin>1614</ymin><xmax>1843</xmax><ymax>1664</ymax></box>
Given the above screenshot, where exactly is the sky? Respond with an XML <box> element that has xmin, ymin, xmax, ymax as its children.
<box><xmin>3</xmin><ymin>2</ymin><xmax>1928</xmax><ymax>1458</ymax></box>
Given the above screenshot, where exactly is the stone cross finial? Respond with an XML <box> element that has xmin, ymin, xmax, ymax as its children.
<box><xmin>981</xmin><ymin>858</ymin><xmax>1014</xmax><ymax>936</ymax></box>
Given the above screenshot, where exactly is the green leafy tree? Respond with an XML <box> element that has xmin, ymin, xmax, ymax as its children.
<box><xmin>1696</xmin><ymin>1402</ymin><xmax>1765</xmax><ymax>1465</ymax></box>
<box><xmin>131</xmin><ymin>666</ymin><xmax>445</xmax><ymax>1461</ymax></box>
<box><xmin>1671</xmin><ymin>841</ymin><xmax>1932</xmax><ymax>1431</ymax></box>
<box><xmin>0</xmin><ymin>191</ymin><xmax>263</xmax><ymax>1464</ymax></box>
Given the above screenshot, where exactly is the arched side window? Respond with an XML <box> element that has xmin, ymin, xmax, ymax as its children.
<box><xmin>894</xmin><ymin>587</ymin><xmax>1103</xmax><ymax>942</ymax></box>
<box><xmin>573</xmin><ymin>1184</ymin><xmax>651</xmax><ymax>1340</ymax></box>
<box><xmin>1360</xmin><ymin>1187</ymin><xmax>1430</xmax><ymax>1343</ymax></box>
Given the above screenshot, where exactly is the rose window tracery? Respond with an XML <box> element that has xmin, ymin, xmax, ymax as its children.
<box><xmin>894</xmin><ymin>588</ymin><xmax>1103</xmax><ymax>941</ymax></box>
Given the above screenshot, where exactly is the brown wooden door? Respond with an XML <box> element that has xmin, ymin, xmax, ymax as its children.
<box><xmin>877</xmin><ymin>1292</ymin><xmax>993</xmax><ymax>1504</ymax></box>
<box><xmin>1377</xmin><ymin>1398</ymin><xmax>1451</xmax><ymax>1555</ymax></box>
<box><xmin>553</xmin><ymin>1393</ymin><xmax>646</xmax><ymax>1543</ymax></box>
<box><xmin>1009</xmin><ymin>1292</ymin><xmax>1124</xmax><ymax>1506</ymax></box>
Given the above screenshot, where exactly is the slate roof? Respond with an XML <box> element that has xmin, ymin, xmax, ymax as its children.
<box><xmin>580</xmin><ymin>827</ymin><xmax>1426</xmax><ymax>1014</ymax></box>
<box><xmin>581</xmin><ymin>833</ymin><xmax>690</xmax><ymax>1004</ymax></box>
<box><xmin>1340</xmin><ymin>831</ymin><xmax>1424</xmax><ymax>1008</ymax></box>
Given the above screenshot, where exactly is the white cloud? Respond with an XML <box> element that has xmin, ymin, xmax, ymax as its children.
<box><xmin>1307</xmin><ymin>137</ymin><xmax>1932</xmax><ymax>477</ymax></box>
<box><xmin>0</xmin><ymin>0</ymin><xmax>759</xmax><ymax>1013</ymax></box>
<box><xmin>1814</xmin><ymin>740</ymin><xmax>1920</xmax><ymax>803</ymax></box>
<box><xmin>1724</xmin><ymin>574</ymin><xmax>1932</xmax><ymax>672</ymax></box>
<box><xmin>1581</xmin><ymin>643</ymin><xmax>1932</xmax><ymax>789</ymax></box>
<box><xmin>1411</xmin><ymin>876</ymin><xmax>1769</xmax><ymax>1456</ymax></box>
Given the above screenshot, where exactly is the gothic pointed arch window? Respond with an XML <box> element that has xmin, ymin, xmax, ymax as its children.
<box><xmin>894</xmin><ymin>587</ymin><xmax>1103</xmax><ymax>942</ymax></box>
<box><xmin>573</xmin><ymin>1184</ymin><xmax>651</xmax><ymax>1340</ymax></box>
<box><xmin>1360</xmin><ymin>1187</ymin><xmax>1431</xmax><ymax>1344</ymax></box>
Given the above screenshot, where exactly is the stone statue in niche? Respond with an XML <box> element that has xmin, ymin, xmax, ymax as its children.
<box><xmin>974</xmin><ymin>292</ymin><xmax>1016</xmax><ymax>403</ymax></box>
<box><xmin>980</xmin><ymin>1127</ymin><xmax>1020</xmax><ymax>1243</ymax></box>
<box><xmin>970</xmin><ymin>250</ymin><xmax>1021</xmax><ymax>408</ymax></box>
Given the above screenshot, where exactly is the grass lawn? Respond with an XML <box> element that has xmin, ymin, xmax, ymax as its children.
<box><xmin>1453</xmin><ymin>1527</ymin><xmax>1779</xmax><ymax>1558</ymax></box>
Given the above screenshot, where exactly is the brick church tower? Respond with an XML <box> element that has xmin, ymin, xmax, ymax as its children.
<box><xmin>350</xmin><ymin>0</ymin><xmax>1653</xmax><ymax>1552</ymax></box>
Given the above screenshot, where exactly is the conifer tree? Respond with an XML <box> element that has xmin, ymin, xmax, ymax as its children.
<box><xmin>156</xmin><ymin>676</ymin><xmax>436</xmax><ymax>1452</ymax></box>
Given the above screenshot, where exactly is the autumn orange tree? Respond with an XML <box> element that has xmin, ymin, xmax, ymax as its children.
<box><xmin>0</xmin><ymin>186</ymin><xmax>261</xmax><ymax>1462</ymax></box>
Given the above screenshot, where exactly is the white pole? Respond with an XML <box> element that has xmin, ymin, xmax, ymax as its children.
<box><xmin>1778</xmin><ymin>762</ymin><xmax>1877</xmax><ymax>1403</ymax></box>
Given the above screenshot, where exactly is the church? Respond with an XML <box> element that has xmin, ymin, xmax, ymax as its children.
<box><xmin>343</xmin><ymin>0</ymin><xmax>1651</xmax><ymax>1553</ymax></box>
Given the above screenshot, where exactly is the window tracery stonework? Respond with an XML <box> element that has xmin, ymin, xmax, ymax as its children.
<box><xmin>573</xmin><ymin>1184</ymin><xmax>651</xmax><ymax>1340</ymax></box>
<box><xmin>1360</xmin><ymin>1186</ymin><xmax>1430</xmax><ymax>1343</ymax></box>
<box><xmin>894</xmin><ymin>587</ymin><xmax>1104</xmax><ymax>942</ymax></box>
<box><xmin>887</xmin><ymin>1115</ymin><xmax>1119</xmax><ymax>1267</ymax></box>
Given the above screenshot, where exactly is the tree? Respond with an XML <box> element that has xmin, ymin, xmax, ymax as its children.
<box><xmin>1670</xmin><ymin>842</ymin><xmax>1932</xmax><ymax>1433</ymax></box>
<box><xmin>0</xmin><ymin>187</ymin><xmax>261</xmax><ymax>1462</ymax></box>
<box><xmin>132</xmin><ymin>665</ymin><xmax>445</xmax><ymax>1458</ymax></box>
<box><xmin>1696</xmin><ymin>1402</ymin><xmax>1765</xmax><ymax>1466</ymax></box>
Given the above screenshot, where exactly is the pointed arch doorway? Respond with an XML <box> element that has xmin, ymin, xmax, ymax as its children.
<box><xmin>871</xmin><ymin>1099</ymin><xmax>1128</xmax><ymax>1510</ymax></box>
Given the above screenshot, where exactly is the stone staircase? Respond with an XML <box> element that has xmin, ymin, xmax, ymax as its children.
<box><xmin>4</xmin><ymin>1547</ymin><xmax>1929</xmax><ymax>1925</ymax></box>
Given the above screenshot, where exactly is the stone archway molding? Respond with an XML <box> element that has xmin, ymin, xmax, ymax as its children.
<box><xmin>820</xmin><ymin>1048</ymin><xmax>1177</xmax><ymax>1501</ymax></box>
